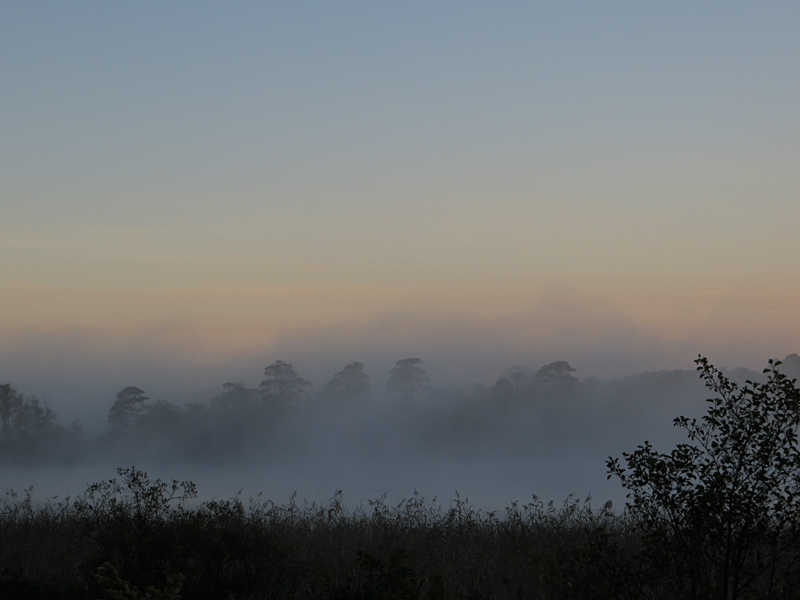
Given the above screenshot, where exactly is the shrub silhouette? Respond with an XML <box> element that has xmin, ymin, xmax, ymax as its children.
<box><xmin>608</xmin><ymin>356</ymin><xmax>800</xmax><ymax>600</ymax></box>
<box><xmin>73</xmin><ymin>467</ymin><xmax>197</xmax><ymax>594</ymax></box>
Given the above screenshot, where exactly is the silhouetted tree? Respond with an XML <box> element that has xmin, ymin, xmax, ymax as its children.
<box><xmin>0</xmin><ymin>384</ymin><xmax>23</xmax><ymax>440</ymax></box>
<box><xmin>260</xmin><ymin>361</ymin><xmax>311</xmax><ymax>405</ymax></box>
<box><xmin>535</xmin><ymin>361</ymin><xmax>578</xmax><ymax>384</ymax></box>
<box><xmin>608</xmin><ymin>356</ymin><xmax>800</xmax><ymax>600</ymax></box>
<box><xmin>211</xmin><ymin>382</ymin><xmax>259</xmax><ymax>410</ymax></box>
<box><xmin>324</xmin><ymin>362</ymin><xmax>370</xmax><ymax>402</ymax></box>
<box><xmin>0</xmin><ymin>386</ymin><xmax>57</xmax><ymax>448</ymax></box>
<box><xmin>386</xmin><ymin>358</ymin><xmax>430</xmax><ymax>402</ymax></box>
<box><xmin>13</xmin><ymin>397</ymin><xmax>56</xmax><ymax>438</ymax></box>
<box><xmin>108</xmin><ymin>386</ymin><xmax>149</xmax><ymax>431</ymax></box>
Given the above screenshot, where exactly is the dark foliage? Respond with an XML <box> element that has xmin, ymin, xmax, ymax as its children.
<box><xmin>535</xmin><ymin>361</ymin><xmax>578</xmax><ymax>385</ymax></box>
<box><xmin>0</xmin><ymin>470</ymin><xmax>639</xmax><ymax>600</ymax></box>
<box><xmin>4</xmin><ymin>356</ymin><xmax>800</xmax><ymax>598</ymax></box>
<box><xmin>260</xmin><ymin>360</ymin><xmax>312</xmax><ymax>405</ymax></box>
<box><xmin>324</xmin><ymin>362</ymin><xmax>370</xmax><ymax>402</ymax></box>
<box><xmin>108</xmin><ymin>387</ymin><xmax>149</xmax><ymax>432</ymax></box>
<box><xmin>608</xmin><ymin>356</ymin><xmax>800</xmax><ymax>600</ymax></box>
<box><xmin>386</xmin><ymin>358</ymin><xmax>430</xmax><ymax>402</ymax></box>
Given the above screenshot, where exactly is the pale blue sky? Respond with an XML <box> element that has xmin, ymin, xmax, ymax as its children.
<box><xmin>2</xmin><ymin>2</ymin><xmax>799</xmax><ymax>388</ymax></box>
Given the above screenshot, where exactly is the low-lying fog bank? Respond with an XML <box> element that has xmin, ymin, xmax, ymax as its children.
<box><xmin>2</xmin><ymin>455</ymin><xmax>621</xmax><ymax>514</ymax></box>
<box><xmin>4</xmin><ymin>354</ymin><xmax>798</xmax><ymax>511</ymax></box>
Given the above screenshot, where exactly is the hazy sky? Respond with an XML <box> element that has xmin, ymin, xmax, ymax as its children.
<box><xmin>2</xmin><ymin>2</ymin><xmax>799</xmax><ymax>397</ymax></box>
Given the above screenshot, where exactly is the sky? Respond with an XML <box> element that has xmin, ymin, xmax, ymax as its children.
<box><xmin>2</xmin><ymin>2</ymin><xmax>800</xmax><ymax>406</ymax></box>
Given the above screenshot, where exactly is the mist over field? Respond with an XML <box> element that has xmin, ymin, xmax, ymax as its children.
<box><xmin>3</xmin><ymin>1</ymin><xmax>800</xmax><ymax>539</ymax></box>
<box><xmin>4</xmin><ymin>328</ymin><xmax>797</xmax><ymax>512</ymax></box>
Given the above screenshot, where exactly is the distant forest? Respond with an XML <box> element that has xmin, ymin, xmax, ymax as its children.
<box><xmin>4</xmin><ymin>355</ymin><xmax>800</xmax><ymax>599</ymax></box>
<box><xmin>2</xmin><ymin>353</ymin><xmax>800</xmax><ymax>466</ymax></box>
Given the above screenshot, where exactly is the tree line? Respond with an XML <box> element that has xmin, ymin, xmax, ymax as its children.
<box><xmin>0</xmin><ymin>356</ymin><xmax>584</xmax><ymax>464</ymax></box>
<box><xmin>3</xmin><ymin>355</ymin><xmax>800</xmax><ymax>599</ymax></box>
<box><xmin>4</xmin><ymin>354</ymin><xmax>800</xmax><ymax>468</ymax></box>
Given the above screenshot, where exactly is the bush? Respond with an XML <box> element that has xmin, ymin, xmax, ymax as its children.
<box><xmin>608</xmin><ymin>356</ymin><xmax>800</xmax><ymax>600</ymax></box>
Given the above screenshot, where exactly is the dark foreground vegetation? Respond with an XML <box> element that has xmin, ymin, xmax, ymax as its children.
<box><xmin>3</xmin><ymin>355</ymin><xmax>800</xmax><ymax>599</ymax></box>
<box><xmin>1</xmin><ymin>469</ymin><xmax>633</xmax><ymax>600</ymax></box>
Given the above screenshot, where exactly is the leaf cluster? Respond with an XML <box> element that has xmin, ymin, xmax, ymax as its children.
<box><xmin>608</xmin><ymin>356</ymin><xmax>800</xmax><ymax>599</ymax></box>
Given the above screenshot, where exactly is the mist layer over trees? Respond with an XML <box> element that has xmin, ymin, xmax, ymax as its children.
<box><xmin>0</xmin><ymin>357</ymin><xmax>696</xmax><ymax>466</ymax></box>
<box><xmin>5</xmin><ymin>353</ymin><xmax>800</xmax><ymax>507</ymax></box>
<box><xmin>4</xmin><ymin>354</ymin><xmax>800</xmax><ymax>599</ymax></box>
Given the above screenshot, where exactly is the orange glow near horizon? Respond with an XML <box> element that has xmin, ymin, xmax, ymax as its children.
<box><xmin>2</xmin><ymin>276</ymin><xmax>798</xmax><ymax>371</ymax></box>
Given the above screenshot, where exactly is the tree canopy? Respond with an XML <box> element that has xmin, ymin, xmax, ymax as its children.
<box><xmin>260</xmin><ymin>360</ymin><xmax>311</xmax><ymax>405</ymax></box>
<box><xmin>608</xmin><ymin>356</ymin><xmax>800</xmax><ymax>600</ymax></box>
<box><xmin>534</xmin><ymin>360</ymin><xmax>578</xmax><ymax>384</ymax></box>
<box><xmin>0</xmin><ymin>384</ymin><xmax>23</xmax><ymax>440</ymax></box>
<box><xmin>211</xmin><ymin>382</ymin><xmax>259</xmax><ymax>410</ymax></box>
<box><xmin>386</xmin><ymin>358</ymin><xmax>430</xmax><ymax>402</ymax></box>
<box><xmin>0</xmin><ymin>384</ymin><xmax>56</xmax><ymax>444</ymax></box>
<box><xmin>324</xmin><ymin>362</ymin><xmax>370</xmax><ymax>402</ymax></box>
<box><xmin>108</xmin><ymin>386</ymin><xmax>149</xmax><ymax>431</ymax></box>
